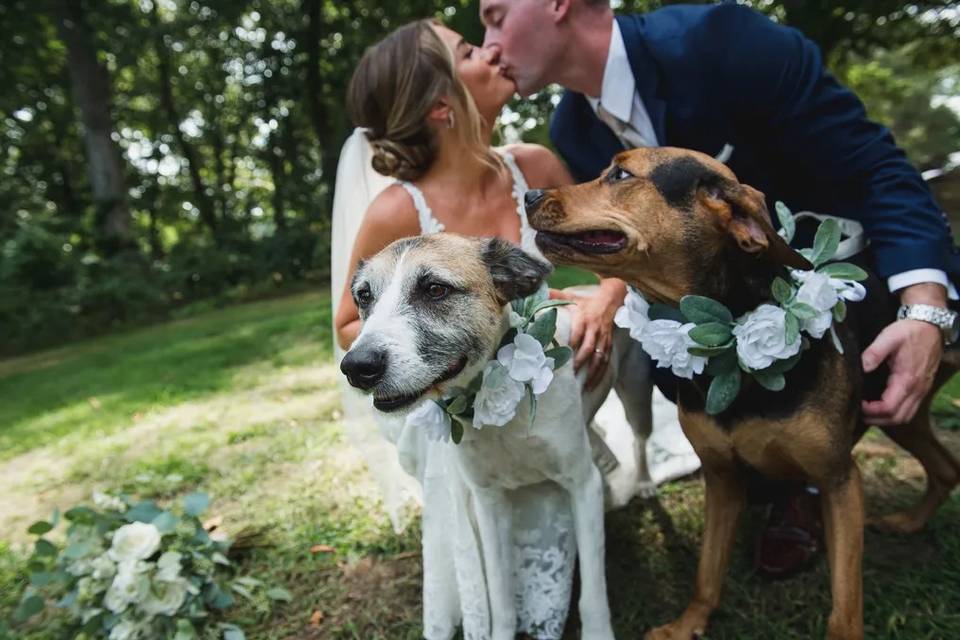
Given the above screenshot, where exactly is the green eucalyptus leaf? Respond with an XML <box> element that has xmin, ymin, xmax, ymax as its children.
<box><xmin>771</xmin><ymin>277</ymin><xmax>794</xmax><ymax>305</ymax></box>
<box><xmin>818</xmin><ymin>262</ymin><xmax>868</xmax><ymax>281</ymax></box>
<box><xmin>64</xmin><ymin>540</ymin><xmax>96</xmax><ymax>560</ymax></box>
<box><xmin>810</xmin><ymin>218</ymin><xmax>841</xmax><ymax>266</ymax></box>
<box><xmin>14</xmin><ymin>595</ymin><xmax>44</xmax><ymax>622</ymax></box>
<box><xmin>789</xmin><ymin>302</ymin><xmax>818</xmax><ymax>321</ymax></box>
<box><xmin>124</xmin><ymin>501</ymin><xmax>162</xmax><ymax>523</ymax></box>
<box><xmin>775</xmin><ymin>201</ymin><xmax>796</xmax><ymax>243</ymax></box>
<box><xmin>183</xmin><ymin>493</ymin><xmax>210</xmax><ymax>517</ymax></box>
<box><xmin>688</xmin><ymin>344</ymin><xmax>733</xmax><ymax>358</ymax></box>
<box><xmin>64</xmin><ymin>506</ymin><xmax>97</xmax><ymax>523</ymax></box>
<box><xmin>27</xmin><ymin>521</ymin><xmax>53</xmax><ymax>536</ymax></box>
<box><xmin>704</xmin><ymin>349</ymin><xmax>739</xmax><ymax>376</ymax></box>
<box><xmin>753</xmin><ymin>370</ymin><xmax>786</xmax><ymax>392</ymax></box>
<box><xmin>765</xmin><ymin>351</ymin><xmax>803</xmax><ymax>375</ymax></box>
<box><xmin>544</xmin><ymin>346</ymin><xmax>573</xmax><ymax>369</ymax></box>
<box><xmin>648</xmin><ymin>303</ymin><xmax>687</xmax><ymax>323</ymax></box>
<box><xmin>485</xmin><ymin>363</ymin><xmax>507</xmax><ymax>388</ymax></box>
<box><xmin>531</xmin><ymin>299</ymin><xmax>574</xmax><ymax>316</ymax></box>
<box><xmin>173</xmin><ymin>619</ymin><xmax>198</xmax><ymax>640</ymax></box>
<box><xmin>222</xmin><ymin>628</ymin><xmax>246</xmax><ymax>640</ymax></box>
<box><xmin>830</xmin><ymin>325</ymin><xmax>845</xmax><ymax>354</ymax></box>
<box><xmin>29</xmin><ymin>571</ymin><xmax>55</xmax><ymax>587</ymax></box>
<box><xmin>50</xmin><ymin>507</ymin><xmax>60</xmax><ymax>529</ymax></box>
<box><xmin>446</xmin><ymin>395</ymin><xmax>468</xmax><ymax>415</ymax></box>
<box><xmin>265</xmin><ymin>587</ymin><xmax>293</xmax><ymax>602</ymax></box>
<box><xmin>706</xmin><ymin>370</ymin><xmax>741</xmax><ymax>415</ymax></box>
<box><xmin>34</xmin><ymin>539</ymin><xmax>57</xmax><ymax>558</ymax></box>
<box><xmin>679</xmin><ymin>296</ymin><xmax>733</xmax><ymax>325</ymax></box>
<box><xmin>833</xmin><ymin>300</ymin><xmax>847</xmax><ymax>322</ymax></box>
<box><xmin>526</xmin><ymin>308</ymin><xmax>557</xmax><ymax>347</ymax></box>
<box><xmin>799</xmin><ymin>247</ymin><xmax>815</xmax><ymax>261</ymax></box>
<box><xmin>785</xmin><ymin>313</ymin><xmax>800</xmax><ymax>346</ymax></box>
<box><xmin>152</xmin><ymin>511</ymin><xmax>179</xmax><ymax>534</ymax></box>
<box><xmin>451</xmin><ymin>418</ymin><xmax>464</xmax><ymax>445</ymax></box>
<box><xmin>688</xmin><ymin>323</ymin><xmax>733</xmax><ymax>347</ymax></box>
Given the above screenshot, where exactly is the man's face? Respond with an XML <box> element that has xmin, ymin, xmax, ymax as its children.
<box><xmin>481</xmin><ymin>0</ymin><xmax>558</xmax><ymax>96</ymax></box>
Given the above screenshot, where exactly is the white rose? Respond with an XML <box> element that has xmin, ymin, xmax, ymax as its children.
<box><xmin>794</xmin><ymin>271</ymin><xmax>839</xmax><ymax>312</ymax></box>
<box><xmin>91</xmin><ymin>553</ymin><xmax>117</xmax><ymax>581</ymax></box>
<box><xmin>639</xmin><ymin>320</ymin><xmax>707</xmax><ymax>379</ymax></box>
<box><xmin>141</xmin><ymin>577</ymin><xmax>189</xmax><ymax>617</ymax></box>
<box><xmin>154</xmin><ymin>551</ymin><xmax>182</xmax><ymax>583</ymax></box>
<box><xmin>109</xmin><ymin>522</ymin><xmax>161</xmax><ymax>563</ymax></box>
<box><xmin>93</xmin><ymin>490</ymin><xmax>127</xmax><ymax>512</ymax></box>
<box><xmin>103</xmin><ymin>561</ymin><xmax>150</xmax><ymax>613</ymax></box>
<box><xmin>803</xmin><ymin>309</ymin><xmax>834</xmax><ymax>339</ymax></box>
<box><xmin>405</xmin><ymin>400</ymin><xmax>452</xmax><ymax>443</ymax></box>
<box><xmin>497</xmin><ymin>333</ymin><xmax>555</xmax><ymax>394</ymax></box>
<box><xmin>791</xmin><ymin>269</ymin><xmax>866</xmax><ymax>303</ymax></box>
<box><xmin>472</xmin><ymin>362</ymin><xmax>526</xmax><ymax>428</ymax></box>
<box><xmin>733</xmin><ymin>304</ymin><xmax>802</xmax><ymax>370</ymax></box>
<box><xmin>108</xmin><ymin>620</ymin><xmax>139</xmax><ymax>640</ymax></box>
<box><xmin>614</xmin><ymin>288</ymin><xmax>650</xmax><ymax>341</ymax></box>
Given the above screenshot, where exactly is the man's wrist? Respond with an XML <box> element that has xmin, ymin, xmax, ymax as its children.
<box><xmin>898</xmin><ymin>282</ymin><xmax>948</xmax><ymax>309</ymax></box>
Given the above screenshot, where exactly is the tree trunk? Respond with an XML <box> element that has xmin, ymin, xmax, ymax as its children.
<box><xmin>150</xmin><ymin>2</ymin><xmax>218</xmax><ymax>236</ymax></box>
<box><xmin>54</xmin><ymin>0</ymin><xmax>132</xmax><ymax>253</ymax></box>
<box><xmin>302</xmin><ymin>0</ymin><xmax>339</xmax><ymax>210</ymax></box>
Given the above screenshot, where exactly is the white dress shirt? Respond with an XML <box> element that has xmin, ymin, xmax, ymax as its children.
<box><xmin>587</xmin><ymin>19</ymin><xmax>954</xmax><ymax>299</ymax></box>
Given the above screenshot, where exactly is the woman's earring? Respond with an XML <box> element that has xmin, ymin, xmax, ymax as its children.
<box><xmin>446</xmin><ymin>111</ymin><xmax>455</xmax><ymax>129</ymax></box>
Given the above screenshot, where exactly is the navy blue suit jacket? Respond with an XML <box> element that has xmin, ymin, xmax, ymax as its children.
<box><xmin>550</xmin><ymin>4</ymin><xmax>959</xmax><ymax>281</ymax></box>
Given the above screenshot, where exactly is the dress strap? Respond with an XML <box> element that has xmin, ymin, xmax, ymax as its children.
<box><xmin>397</xmin><ymin>180</ymin><xmax>445</xmax><ymax>235</ymax></box>
<box><xmin>498</xmin><ymin>150</ymin><xmax>542</xmax><ymax>258</ymax></box>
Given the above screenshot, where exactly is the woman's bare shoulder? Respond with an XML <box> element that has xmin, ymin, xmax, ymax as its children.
<box><xmin>362</xmin><ymin>183</ymin><xmax>420</xmax><ymax>234</ymax></box>
<box><xmin>500</xmin><ymin>142</ymin><xmax>572</xmax><ymax>188</ymax></box>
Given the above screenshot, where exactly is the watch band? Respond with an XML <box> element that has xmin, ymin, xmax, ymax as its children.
<box><xmin>897</xmin><ymin>304</ymin><xmax>955</xmax><ymax>327</ymax></box>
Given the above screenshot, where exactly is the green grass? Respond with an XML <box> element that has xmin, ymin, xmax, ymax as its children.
<box><xmin>1</xmin><ymin>290</ymin><xmax>959</xmax><ymax>638</ymax></box>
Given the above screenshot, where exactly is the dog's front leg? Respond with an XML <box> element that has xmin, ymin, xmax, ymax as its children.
<box><xmin>821</xmin><ymin>464</ymin><xmax>864</xmax><ymax>640</ymax></box>
<box><xmin>472</xmin><ymin>487</ymin><xmax>516</xmax><ymax>640</ymax></box>
<box><xmin>565</xmin><ymin>463</ymin><xmax>616</xmax><ymax>640</ymax></box>
<box><xmin>647</xmin><ymin>467</ymin><xmax>745</xmax><ymax>640</ymax></box>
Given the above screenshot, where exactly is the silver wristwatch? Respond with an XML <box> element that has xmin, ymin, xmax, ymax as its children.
<box><xmin>897</xmin><ymin>304</ymin><xmax>960</xmax><ymax>345</ymax></box>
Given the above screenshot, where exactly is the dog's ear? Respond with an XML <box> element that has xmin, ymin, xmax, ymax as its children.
<box><xmin>700</xmin><ymin>180</ymin><xmax>812</xmax><ymax>270</ymax></box>
<box><xmin>482</xmin><ymin>237</ymin><xmax>553</xmax><ymax>304</ymax></box>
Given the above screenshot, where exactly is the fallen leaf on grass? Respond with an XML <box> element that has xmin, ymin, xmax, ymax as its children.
<box><xmin>309</xmin><ymin>610</ymin><xmax>325</xmax><ymax>627</ymax></box>
<box><xmin>310</xmin><ymin>544</ymin><xmax>335</xmax><ymax>554</ymax></box>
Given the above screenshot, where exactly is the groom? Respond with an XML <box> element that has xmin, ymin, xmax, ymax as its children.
<box><xmin>481</xmin><ymin>0</ymin><xmax>959</xmax><ymax>575</ymax></box>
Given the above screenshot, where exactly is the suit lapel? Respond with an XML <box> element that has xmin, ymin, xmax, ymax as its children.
<box><xmin>616</xmin><ymin>14</ymin><xmax>667</xmax><ymax>145</ymax></box>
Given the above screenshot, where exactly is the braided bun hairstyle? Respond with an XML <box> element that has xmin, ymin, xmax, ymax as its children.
<box><xmin>347</xmin><ymin>20</ymin><xmax>499</xmax><ymax>182</ymax></box>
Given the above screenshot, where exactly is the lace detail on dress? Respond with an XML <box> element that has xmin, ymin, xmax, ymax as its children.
<box><xmin>499</xmin><ymin>151</ymin><xmax>543</xmax><ymax>259</ymax></box>
<box><xmin>398</xmin><ymin>181</ymin><xmax>445</xmax><ymax>235</ymax></box>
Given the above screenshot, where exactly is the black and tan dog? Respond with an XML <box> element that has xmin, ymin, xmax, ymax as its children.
<box><xmin>524</xmin><ymin>147</ymin><xmax>960</xmax><ymax>640</ymax></box>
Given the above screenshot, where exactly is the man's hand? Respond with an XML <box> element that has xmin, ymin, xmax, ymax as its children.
<box><xmin>553</xmin><ymin>278</ymin><xmax>627</xmax><ymax>389</ymax></box>
<box><xmin>862</xmin><ymin>283</ymin><xmax>947</xmax><ymax>426</ymax></box>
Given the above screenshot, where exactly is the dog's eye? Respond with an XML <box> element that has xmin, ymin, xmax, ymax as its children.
<box><xmin>605</xmin><ymin>165</ymin><xmax>633</xmax><ymax>184</ymax></box>
<box><xmin>356</xmin><ymin>287</ymin><xmax>372</xmax><ymax>307</ymax></box>
<box><xmin>426</xmin><ymin>283</ymin><xmax>449</xmax><ymax>300</ymax></box>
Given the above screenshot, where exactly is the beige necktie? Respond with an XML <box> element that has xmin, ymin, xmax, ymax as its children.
<box><xmin>596</xmin><ymin>103</ymin><xmax>650</xmax><ymax>150</ymax></box>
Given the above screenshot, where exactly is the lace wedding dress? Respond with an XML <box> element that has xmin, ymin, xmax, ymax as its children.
<box><xmin>330</xmin><ymin>129</ymin><xmax>700</xmax><ymax>639</ymax></box>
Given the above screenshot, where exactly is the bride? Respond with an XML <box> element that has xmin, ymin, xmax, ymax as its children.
<box><xmin>330</xmin><ymin>19</ymin><xmax>696</xmax><ymax>639</ymax></box>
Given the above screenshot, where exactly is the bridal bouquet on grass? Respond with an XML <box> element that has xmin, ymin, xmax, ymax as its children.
<box><xmin>14</xmin><ymin>491</ymin><xmax>290</xmax><ymax>640</ymax></box>
<box><xmin>407</xmin><ymin>285</ymin><xmax>574</xmax><ymax>444</ymax></box>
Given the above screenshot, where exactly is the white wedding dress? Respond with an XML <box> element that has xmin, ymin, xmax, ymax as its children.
<box><xmin>330</xmin><ymin>130</ymin><xmax>699</xmax><ymax>639</ymax></box>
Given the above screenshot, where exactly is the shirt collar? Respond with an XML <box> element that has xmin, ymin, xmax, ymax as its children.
<box><xmin>587</xmin><ymin>20</ymin><xmax>635</xmax><ymax>123</ymax></box>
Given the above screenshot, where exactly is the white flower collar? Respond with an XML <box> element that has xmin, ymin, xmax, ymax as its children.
<box><xmin>614</xmin><ymin>203</ymin><xmax>868</xmax><ymax>415</ymax></box>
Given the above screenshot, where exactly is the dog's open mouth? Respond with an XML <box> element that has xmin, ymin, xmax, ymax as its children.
<box><xmin>372</xmin><ymin>355</ymin><xmax>468</xmax><ymax>412</ymax></box>
<box><xmin>535</xmin><ymin>229</ymin><xmax>627</xmax><ymax>255</ymax></box>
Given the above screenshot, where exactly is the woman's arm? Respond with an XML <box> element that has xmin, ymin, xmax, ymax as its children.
<box><xmin>511</xmin><ymin>143</ymin><xmax>628</xmax><ymax>387</ymax></box>
<box><xmin>334</xmin><ymin>186</ymin><xmax>421</xmax><ymax>351</ymax></box>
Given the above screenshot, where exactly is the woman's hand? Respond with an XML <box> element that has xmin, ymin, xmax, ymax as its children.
<box><xmin>553</xmin><ymin>279</ymin><xmax>627</xmax><ymax>389</ymax></box>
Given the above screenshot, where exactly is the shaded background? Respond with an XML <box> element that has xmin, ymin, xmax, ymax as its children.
<box><xmin>2</xmin><ymin>0</ymin><xmax>959</xmax><ymax>356</ymax></box>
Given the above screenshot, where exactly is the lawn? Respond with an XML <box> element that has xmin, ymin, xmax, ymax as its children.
<box><xmin>1</xmin><ymin>290</ymin><xmax>959</xmax><ymax>639</ymax></box>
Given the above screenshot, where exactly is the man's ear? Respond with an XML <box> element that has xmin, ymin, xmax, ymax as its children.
<box><xmin>700</xmin><ymin>180</ymin><xmax>812</xmax><ymax>270</ymax></box>
<box><xmin>550</xmin><ymin>0</ymin><xmax>573</xmax><ymax>23</ymax></box>
<box><xmin>482</xmin><ymin>237</ymin><xmax>552</xmax><ymax>304</ymax></box>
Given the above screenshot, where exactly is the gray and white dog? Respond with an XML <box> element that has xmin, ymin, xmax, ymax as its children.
<box><xmin>341</xmin><ymin>233</ymin><xmax>637</xmax><ymax>639</ymax></box>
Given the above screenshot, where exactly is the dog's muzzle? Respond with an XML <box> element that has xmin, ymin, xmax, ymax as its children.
<box><xmin>340</xmin><ymin>347</ymin><xmax>387</xmax><ymax>391</ymax></box>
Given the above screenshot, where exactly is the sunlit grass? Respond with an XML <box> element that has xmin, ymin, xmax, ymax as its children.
<box><xmin>1</xmin><ymin>290</ymin><xmax>958</xmax><ymax>638</ymax></box>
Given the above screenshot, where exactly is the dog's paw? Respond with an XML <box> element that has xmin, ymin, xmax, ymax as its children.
<box><xmin>637</xmin><ymin>480</ymin><xmax>657</xmax><ymax>499</ymax></box>
<box><xmin>867</xmin><ymin>511</ymin><xmax>925</xmax><ymax>535</ymax></box>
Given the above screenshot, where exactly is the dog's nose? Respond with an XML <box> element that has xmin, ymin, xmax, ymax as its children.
<box><xmin>340</xmin><ymin>347</ymin><xmax>387</xmax><ymax>390</ymax></box>
<box><xmin>524</xmin><ymin>189</ymin><xmax>546</xmax><ymax>212</ymax></box>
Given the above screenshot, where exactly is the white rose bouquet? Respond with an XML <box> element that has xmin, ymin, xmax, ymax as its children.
<box><xmin>406</xmin><ymin>284</ymin><xmax>574</xmax><ymax>444</ymax></box>
<box><xmin>14</xmin><ymin>492</ymin><xmax>291</xmax><ymax>640</ymax></box>
<box><xmin>614</xmin><ymin>203</ymin><xmax>868</xmax><ymax>415</ymax></box>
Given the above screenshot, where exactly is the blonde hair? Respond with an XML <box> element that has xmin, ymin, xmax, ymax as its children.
<box><xmin>347</xmin><ymin>19</ymin><xmax>502</xmax><ymax>181</ymax></box>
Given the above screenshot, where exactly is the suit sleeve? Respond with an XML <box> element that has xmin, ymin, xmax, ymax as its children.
<box><xmin>695</xmin><ymin>5</ymin><xmax>954</xmax><ymax>280</ymax></box>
